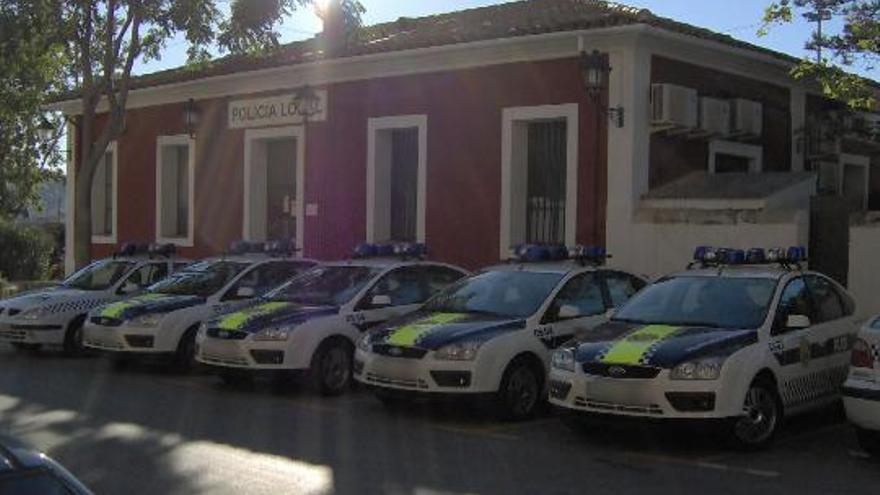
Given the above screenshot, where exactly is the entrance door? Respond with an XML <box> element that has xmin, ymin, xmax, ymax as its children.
<box><xmin>265</xmin><ymin>138</ymin><xmax>297</xmax><ymax>241</ymax></box>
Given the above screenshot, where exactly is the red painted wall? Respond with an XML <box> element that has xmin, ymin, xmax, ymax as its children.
<box><xmin>85</xmin><ymin>57</ymin><xmax>606</xmax><ymax>270</ymax></box>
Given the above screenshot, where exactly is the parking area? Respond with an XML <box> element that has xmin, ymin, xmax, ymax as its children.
<box><xmin>1</xmin><ymin>345</ymin><xmax>878</xmax><ymax>494</ymax></box>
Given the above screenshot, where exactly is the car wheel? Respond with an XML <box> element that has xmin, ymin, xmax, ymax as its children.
<box><xmin>495</xmin><ymin>356</ymin><xmax>543</xmax><ymax>421</ymax></box>
<box><xmin>729</xmin><ymin>377</ymin><xmax>782</xmax><ymax>449</ymax></box>
<box><xmin>11</xmin><ymin>343</ymin><xmax>42</xmax><ymax>352</ymax></box>
<box><xmin>856</xmin><ymin>427</ymin><xmax>880</xmax><ymax>457</ymax></box>
<box><xmin>310</xmin><ymin>338</ymin><xmax>354</xmax><ymax>396</ymax></box>
<box><xmin>173</xmin><ymin>327</ymin><xmax>199</xmax><ymax>372</ymax></box>
<box><xmin>62</xmin><ymin>317</ymin><xmax>86</xmax><ymax>356</ymax></box>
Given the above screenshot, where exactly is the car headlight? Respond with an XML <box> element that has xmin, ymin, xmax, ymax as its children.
<box><xmin>551</xmin><ymin>348</ymin><xmax>576</xmax><ymax>372</ymax></box>
<box><xmin>669</xmin><ymin>357</ymin><xmax>724</xmax><ymax>380</ymax></box>
<box><xmin>18</xmin><ymin>306</ymin><xmax>51</xmax><ymax>321</ymax></box>
<box><xmin>252</xmin><ymin>326</ymin><xmax>293</xmax><ymax>342</ymax></box>
<box><xmin>130</xmin><ymin>313</ymin><xmax>164</xmax><ymax>328</ymax></box>
<box><xmin>356</xmin><ymin>333</ymin><xmax>372</xmax><ymax>353</ymax></box>
<box><xmin>434</xmin><ymin>340</ymin><xmax>484</xmax><ymax>361</ymax></box>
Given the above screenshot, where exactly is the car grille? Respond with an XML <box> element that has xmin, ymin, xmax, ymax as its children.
<box><xmin>0</xmin><ymin>329</ymin><xmax>27</xmax><ymax>341</ymax></box>
<box><xmin>84</xmin><ymin>339</ymin><xmax>125</xmax><ymax>350</ymax></box>
<box><xmin>372</xmin><ymin>344</ymin><xmax>427</xmax><ymax>359</ymax></box>
<box><xmin>582</xmin><ymin>362</ymin><xmax>661</xmax><ymax>379</ymax></box>
<box><xmin>90</xmin><ymin>316</ymin><xmax>123</xmax><ymax>327</ymax></box>
<box><xmin>199</xmin><ymin>352</ymin><xmax>249</xmax><ymax>367</ymax></box>
<box><xmin>573</xmin><ymin>396</ymin><xmax>664</xmax><ymax>416</ymax></box>
<box><xmin>206</xmin><ymin>328</ymin><xmax>249</xmax><ymax>340</ymax></box>
<box><xmin>363</xmin><ymin>372</ymin><xmax>428</xmax><ymax>390</ymax></box>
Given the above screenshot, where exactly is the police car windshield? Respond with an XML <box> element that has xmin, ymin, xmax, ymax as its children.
<box><xmin>149</xmin><ymin>261</ymin><xmax>249</xmax><ymax>297</ymax></box>
<box><xmin>62</xmin><ymin>260</ymin><xmax>135</xmax><ymax>291</ymax></box>
<box><xmin>266</xmin><ymin>265</ymin><xmax>382</xmax><ymax>306</ymax></box>
<box><xmin>423</xmin><ymin>270</ymin><xmax>564</xmax><ymax>318</ymax></box>
<box><xmin>613</xmin><ymin>275</ymin><xmax>777</xmax><ymax>329</ymax></box>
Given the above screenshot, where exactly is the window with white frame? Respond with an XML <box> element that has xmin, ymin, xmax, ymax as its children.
<box><xmin>91</xmin><ymin>143</ymin><xmax>117</xmax><ymax>243</ymax></box>
<box><xmin>156</xmin><ymin>135</ymin><xmax>194</xmax><ymax>245</ymax></box>
<box><xmin>708</xmin><ymin>140</ymin><xmax>763</xmax><ymax>174</ymax></box>
<box><xmin>500</xmin><ymin>104</ymin><xmax>578</xmax><ymax>257</ymax></box>
<box><xmin>367</xmin><ymin>115</ymin><xmax>427</xmax><ymax>243</ymax></box>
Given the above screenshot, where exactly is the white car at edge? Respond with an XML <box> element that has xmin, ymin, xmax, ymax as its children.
<box><xmin>549</xmin><ymin>246</ymin><xmax>860</xmax><ymax>448</ymax></box>
<box><xmin>0</xmin><ymin>244</ymin><xmax>185</xmax><ymax>354</ymax></box>
<box><xmin>843</xmin><ymin>315</ymin><xmax>880</xmax><ymax>455</ymax></box>
<box><xmin>196</xmin><ymin>243</ymin><xmax>469</xmax><ymax>395</ymax></box>
<box><xmin>83</xmin><ymin>243</ymin><xmax>315</xmax><ymax>368</ymax></box>
<box><xmin>355</xmin><ymin>245</ymin><xmax>647</xmax><ymax>420</ymax></box>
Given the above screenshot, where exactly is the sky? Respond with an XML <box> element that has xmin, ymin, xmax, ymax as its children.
<box><xmin>136</xmin><ymin>0</ymin><xmax>872</xmax><ymax>78</ymax></box>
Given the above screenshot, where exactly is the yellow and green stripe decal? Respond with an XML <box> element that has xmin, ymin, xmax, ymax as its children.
<box><xmin>386</xmin><ymin>313</ymin><xmax>466</xmax><ymax>347</ymax></box>
<box><xmin>98</xmin><ymin>294</ymin><xmax>166</xmax><ymax>318</ymax></box>
<box><xmin>600</xmin><ymin>325</ymin><xmax>680</xmax><ymax>365</ymax></box>
<box><xmin>216</xmin><ymin>302</ymin><xmax>291</xmax><ymax>330</ymax></box>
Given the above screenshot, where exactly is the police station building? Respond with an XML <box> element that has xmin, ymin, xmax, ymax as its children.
<box><xmin>53</xmin><ymin>0</ymin><xmax>880</xmax><ymax>301</ymax></box>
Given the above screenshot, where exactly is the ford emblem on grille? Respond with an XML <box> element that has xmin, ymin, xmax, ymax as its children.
<box><xmin>608</xmin><ymin>366</ymin><xmax>627</xmax><ymax>377</ymax></box>
<box><xmin>388</xmin><ymin>346</ymin><xmax>403</xmax><ymax>356</ymax></box>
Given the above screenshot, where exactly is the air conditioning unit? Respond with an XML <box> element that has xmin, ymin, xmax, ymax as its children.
<box><xmin>698</xmin><ymin>97</ymin><xmax>731</xmax><ymax>135</ymax></box>
<box><xmin>730</xmin><ymin>99</ymin><xmax>763</xmax><ymax>137</ymax></box>
<box><xmin>651</xmin><ymin>83</ymin><xmax>698</xmax><ymax>128</ymax></box>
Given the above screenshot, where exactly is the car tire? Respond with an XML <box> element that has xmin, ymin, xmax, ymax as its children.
<box><xmin>173</xmin><ymin>326</ymin><xmax>200</xmax><ymax>372</ymax></box>
<box><xmin>11</xmin><ymin>343</ymin><xmax>42</xmax><ymax>352</ymax></box>
<box><xmin>495</xmin><ymin>356</ymin><xmax>543</xmax><ymax>421</ymax></box>
<box><xmin>62</xmin><ymin>316</ymin><xmax>86</xmax><ymax>356</ymax></box>
<box><xmin>728</xmin><ymin>377</ymin><xmax>783</xmax><ymax>450</ymax></box>
<box><xmin>856</xmin><ymin>427</ymin><xmax>880</xmax><ymax>457</ymax></box>
<box><xmin>310</xmin><ymin>338</ymin><xmax>354</xmax><ymax>396</ymax></box>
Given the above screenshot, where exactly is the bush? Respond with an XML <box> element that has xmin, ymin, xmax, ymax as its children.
<box><xmin>0</xmin><ymin>220</ymin><xmax>54</xmax><ymax>280</ymax></box>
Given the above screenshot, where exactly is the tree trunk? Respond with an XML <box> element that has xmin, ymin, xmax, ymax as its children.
<box><xmin>73</xmin><ymin>104</ymin><xmax>96</xmax><ymax>269</ymax></box>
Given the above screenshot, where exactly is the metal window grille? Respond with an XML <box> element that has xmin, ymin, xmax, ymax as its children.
<box><xmin>526</xmin><ymin>120</ymin><xmax>567</xmax><ymax>244</ymax></box>
<box><xmin>390</xmin><ymin>128</ymin><xmax>419</xmax><ymax>242</ymax></box>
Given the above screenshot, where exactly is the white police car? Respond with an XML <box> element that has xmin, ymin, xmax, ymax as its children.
<box><xmin>82</xmin><ymin>241</ymin><xmax>315</xmax><ymax>368</ymax></box>
<box><xmin>196</xmin><ymin>243</ymin><xmax>468</xmax><ymax>395</ymax></box>
<box><xmin>843</xmin><ymin>315</ymin><xmax>880</xmax><ymax>455</ymax></box>
<box><xmin>550</xmin><ymin>246</ymin><xmax>860</xmax><ymax>448</ymax></box>
<box><xmin>0</xmin><ymin>243</ymin><xmax>185</xmax><ymax>354</ymax></box>
<box><xmin>355</xmin><ymin>245</ymin><xmax>647</xmax><ymax>420</ymax></box>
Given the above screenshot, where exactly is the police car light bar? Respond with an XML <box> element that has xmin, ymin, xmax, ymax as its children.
<box><xmin>507</xmin><ymin>244</ymin><xmax>608</xmax><ymax>265</ymax></box>
<box><xmin>114</xmin><ymin>242</ymin><xmax>149</xmax><ymax>258</ymax></box>
<box><xmin>354</xmin><ymin>242</ymin><xmax>427</xmax><ymax>259</ymax></box>
<box><xmin>228</xmin><ymin>240</ymin><xmax>265</xmax><ymax>256</ymax></box>
<box><xmin>148</xmin><ymin>243</ymin><xmax>177</xmax><ymax>258</ymax></box>
<box><xmin>264</xmin><ymin>239</ymin><xmax>299</xmax><ymax>256</ymax></box>
<box><xmin>690</xmin><ymin>245</ymin><xmax>807</xmax><ymax>269</ymax></box>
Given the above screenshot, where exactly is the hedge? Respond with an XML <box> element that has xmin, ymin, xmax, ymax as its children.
<box><xmin>0</xmin><ymin>220</ymin><xmax>55</xmax><ymax>281</ymax></box>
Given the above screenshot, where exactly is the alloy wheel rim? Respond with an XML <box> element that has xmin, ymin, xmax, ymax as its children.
<box><xmin>735</xmin><ymin>386</ymin><xmax>778</xmax><ymax>445</ymax></box>
<box><xmin>507</xmin><ymin>367</ymin><xmax>538</xmax><ymax>415</ymax></box>
<box><xmin>322</xmin><ymin>347</ymin><xmax>350</xmax><ymax>390</ymax></box>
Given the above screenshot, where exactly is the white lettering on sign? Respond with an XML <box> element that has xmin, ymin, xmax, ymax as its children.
<box><xmin>228</xmin><ymin>91</ymin><xmax>328</xmax><ymax>129</ymax></box>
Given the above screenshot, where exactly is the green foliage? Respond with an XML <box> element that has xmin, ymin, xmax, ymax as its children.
<box><xmin>0</xmin><ymin>0</ymin><xmax>66</xmax><ymax>219</ymax></box>
<box><xmin>0</xmin><ymin>220</ymin><xmax>56</xmax><ymax>281</ymax></box>
<box><xmin>759</xmin><ymin>0</ymin><xmax>878</xmax><ymax>110</ymax></box>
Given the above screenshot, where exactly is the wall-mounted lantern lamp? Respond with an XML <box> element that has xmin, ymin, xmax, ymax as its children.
<box><xmin>183</xmin><ymin>98</ymin><xmax>201</xmax><ymax>138</ymax></box>
<box><xmin>37</xmin><ymin>117</ymin><xmax>55</xmax><ymax>143</ymax></box>
<box><xmin>292</xmin><ymin>85</ymin><xmax>322</xmax><ymax>121</ymax></box>
<box><xmin>579</xmin><ymin>49</ymin><xmax>625</xmax><ymax>128</ymax></box>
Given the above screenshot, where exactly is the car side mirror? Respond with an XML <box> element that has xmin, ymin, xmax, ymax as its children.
<box><xmin>236</xmin><ymin>286</ymin><xmax>256</xmax><ymax>299</ymax></box>
<box><xmin>557</xmin><ymin>304</ymin><xmax>581</xmax><ymax>320</ymax></box>
<box><xmin>786</xmin><ymin>314</ymin><xmax>811</xmax><ymax>330</ymax></box>
<box><xmin>370</xmin><ymin>294</ymin><xmax>392</xmax><ymax>308</ymax></box>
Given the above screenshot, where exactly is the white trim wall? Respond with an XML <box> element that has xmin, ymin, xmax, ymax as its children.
<box><xmin>91</xmin><ymin>141</ymin><xmax>119</xmax><ymax>244</ymax></box>
<box><xmin>366</xmin><ymin>115</ymin><xmax>428</xmax><ymax>243</ymax></box>
<box><xmin>708</xmin><ymin>140</ymin><xmax>763</xmax><ymax>174</ymax></box>
<box><xmin>500</xmin><ymin>104</ymin><xmax>579</xmax><ymax>257</ymax></box>
<box><xmin>155</xmin><ymin>134</ymin><xmax>196</xmax><ymax>247</ymax></box>
<box><xmin>242</xmin><ymin>125</ymin><xmax>306</xmax><ymax>253</ymax></box>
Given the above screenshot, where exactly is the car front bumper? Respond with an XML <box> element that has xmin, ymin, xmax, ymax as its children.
<box><xmin>196</xmin><ymin>336</ymin><xmax>292</xmax><ymax>370</ymax></box>
<box><xmin>843</xmin><ymin>376</ymin><xmax>880</xmax><ymax>431</ymax></box>
<box><xmin>82</xmin><ymin>322</ymin><xmax>169</xmax><ymax>354</ymax></box>
<box><xmin>0</xmin><ymin>319</ymin><xmax>65</xmax><ymax>345</ymax></box>
<box><xmin>548</xmin><ymin>367</ymin><xmax>739</xmax><ymax>420</ymax></box>
<box><xmin>354</xmin><ymin>348</ymin><xmax>496</xmax><ymax>395</ymax></box>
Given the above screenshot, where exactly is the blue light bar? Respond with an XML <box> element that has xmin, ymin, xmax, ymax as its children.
<box><xmin>787</xmin><ymin>246</ymin><xmax>807</xmax><ymax>263</ymax></box>
<box><xmin>264</xmin><ymin>239</ymin><xmax>297</xmax><ymax>255</ymax></box>
<box><xmin>746</xmin><ymin>248</ymin><xmax>766</xmax><ymax>264</ymax></box>
<box><xmin>393</xmin><ymin>242</ymin><xmax>428</xmax><ymax>258</ymax></box>
<box><xmin>116</xmin><ymin>242</ymin><xmax>148</xmax><ymax>257</ymax></box>
<box><xmin>353</xmin><ymin>243</ymin><xmax>378</xmax><ymax>258</ymax></box>
<box><xmin>229</xmin><ymin>240</ymin><xmax>264</xmax><ymax>255</ymax></box>
<box><xmin>148</xmin><ymin>243</ymin><xmax>177</xmax><ymax>257</ymax></box>
<box><xmin>691</xmin><ymin>245</ymin><xmax>806</xmax><ymax>268</ymax></box>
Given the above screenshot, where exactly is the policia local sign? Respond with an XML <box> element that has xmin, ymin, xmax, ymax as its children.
<box><xmin>228</xmin><ymin>90</ymin><xmax>328</xmax><ymax>129</ymax></box>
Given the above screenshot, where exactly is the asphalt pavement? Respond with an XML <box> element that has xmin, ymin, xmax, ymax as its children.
<box><xmin>0</xmin><ymin>345</ymin><xmax>878</xmax><ymax>495</ymax></box>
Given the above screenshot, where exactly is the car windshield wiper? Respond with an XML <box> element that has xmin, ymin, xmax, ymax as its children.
<box><xmin>609</xmin><ymin>317</ymin><xmax>651</xmax><ymax>325</ymax></box>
